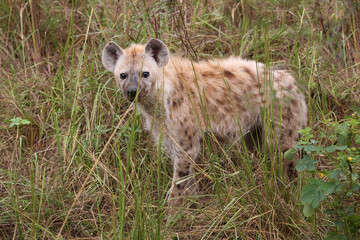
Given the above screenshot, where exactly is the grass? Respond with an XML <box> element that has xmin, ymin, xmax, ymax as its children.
<box><xmin>0</xmin><ymin>0</ymin><xmax>359</xmax><ymax>239</ymax></box>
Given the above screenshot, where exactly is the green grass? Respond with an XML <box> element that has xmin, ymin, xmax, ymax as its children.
<box><xmin>0</xmin><ymin>0</ymin><xmax>359</xmax><ymax>239</ymax></box>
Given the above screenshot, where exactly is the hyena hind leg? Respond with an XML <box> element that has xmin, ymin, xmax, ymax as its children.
<box><xmin>262</xmin><ymin>100</ymin><xmax>305</xmax><ymax>179</ymax></box>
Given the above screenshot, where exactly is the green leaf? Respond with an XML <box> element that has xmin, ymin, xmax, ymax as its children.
<box><xmin>311</xmin><ymin>191</ymin><xmax>320</xmax><ymax>208</ymax></box>
<box><xmin>284</xmin><ymin>148</ymin><xmax>297</xmax><ymax>160</ymax></box>
<box><xmin>326</xmin><ymin>145</ymin><xmax>347</xmax><ymax>153</ymax></box>
<box><xmin>301</xmin><ymin>191</ymin><xmax>314</xmax><ymax>204</ymax></box>
<box><xmin>338</xmin><ymin>146</ymin><xmax>347</xmax><ymax>150</ymax></box>
<box><xmin>306</xmin><ymin>161</ymin><xmax>317</xmax><ymax>171</ymax></box>
<box><xmin>308</xmin><ymin>178</ymin><xmax>322</xmax><ymax>184</ymax></box>
<box><xmin>296</xmin><ymin>155</ymin><xmax>318</xmax><ymax>172</ymax></box>
<box><xmin>352</xmin><ymin>183</ymin><xmax>360</xmax><ymax>191</ymax></box>
<box><xmin>329</xmin><ymin>169</ymin><xmax>341</xmax><ymax>179</ymax></box>
<box><xmin>20</xmin><ymin>119</ymin><xmax>31</xmax><ymax>125</ymax></box>
<box><xmin>304</xmin><ymin>145</ymin><xmax>317</xmax><ymax>153</ymax></box>
<box><xmin>313</xmin><ymin>146</ymin><xmax>325</xmax><ymax>154</ymax></box>
<box><xmin>356</xmin><ymin>135</ymin><xmax>360</xmax><ymax>145</ymax></box>
<box><xmin>303</xmin><ymin>204</ymin><xmax>315</xmax><ymax>217</ymax></box>
<box><xmin>326</xmin><ymin>145</ymin><xmax>337</xmax><ymax>153</ymax></box>
<box><xmin>296</xmin><ymin>162</ymin><xmax>307</xmax><ymax>171</ymax></box>
<box><xmin>321</xmin><ymin>182</ymin><xmax>336</xmax><ymax>194</ymax></box>
<box><xmin>335</xmin><ymin>183</ymin><xmax>344</xmax><ymax>192</ymax></box>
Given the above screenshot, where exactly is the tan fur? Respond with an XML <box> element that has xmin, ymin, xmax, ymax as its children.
<box><xmin>102</xmin><ymin>39</ymin><xmax>307</xmax><ymax>208</ymax></box>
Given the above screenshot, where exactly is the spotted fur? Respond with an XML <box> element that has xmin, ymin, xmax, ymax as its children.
<box><xmin>102</xmin><ymin>39</ymin><xmax>308</xmax><ymax>208</ymax></box>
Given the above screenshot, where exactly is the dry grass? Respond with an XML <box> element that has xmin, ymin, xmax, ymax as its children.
<box><xmin>0</xmin><ymin>0</ymin><xmax>359</xmax><ymax>239</ymax></box>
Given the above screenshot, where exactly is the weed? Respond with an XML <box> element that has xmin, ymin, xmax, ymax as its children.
<box><xmin>0</xmin><ymin>0</ymin><xmax>359</xmax><ymax>239</ymax></box>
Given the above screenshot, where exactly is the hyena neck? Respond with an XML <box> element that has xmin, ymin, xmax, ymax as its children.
<box><xmin>138</xmin><ymin>74</ymin><xmax>172</xmax><ymax>120</ymax></box>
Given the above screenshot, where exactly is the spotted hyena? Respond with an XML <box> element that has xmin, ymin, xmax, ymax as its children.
<box><xmin>102</xmin><ymin>38</ymin><xmax>307</xmax><ymax>207</ymax></box>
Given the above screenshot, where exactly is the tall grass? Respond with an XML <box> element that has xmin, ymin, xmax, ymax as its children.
<box><xmin>0</xmin><ymin>0</ymin><xmax>359</xmax><ymax>239</ymax></box>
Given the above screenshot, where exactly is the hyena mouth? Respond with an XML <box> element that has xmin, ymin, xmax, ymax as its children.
<box><xmin>125</xmin><ymin>86</ymin><xmax>137</xmax><ymax>101</ymax></box>
<box><xmin>125</xmin><ymin>89</ymin><xmax>147</xmax><ymax>102</ymax></box>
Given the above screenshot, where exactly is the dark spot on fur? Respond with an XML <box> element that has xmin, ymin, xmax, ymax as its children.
<box><xmin>242</xmin><ymin>67</ymin><xmax>256</xmax><ymax>80</ymax></box>
<box><xmin>286</xmin><ymin>107</ymin><xmax>293</xmax><ymax>118</ymax></box>
<box><xmin>291</xmin><ymin>99</ymin><xmax>298</xmax><ymax>106</ymax></box>
<box><xmin>224</xmin><ymin>105</ymin><xmax>232</xmax><ymax>112</ymax></box>
<box><xmin>177</xmin><ymin>73</ymin><xmax>185</xmax><ymax>79</ymax></box>
<box><xmin>216</xmin><ymin>98</ymin><xmax>225</xmax><ymax>105</ymax></box>
<box><xmin>172</xmin><ymin>100</ymin><xmax>180</xmax><ymax>108</ymax></box>
<box><xmin>202</xmin><ymin>71</ymin><xmax>216</xmax><ymax>78</ymax></box>
<box><xmin>288</xmin><ymin>129</ymin><xmax>293</xmax><ymax>136</ymax></box>
<box><xmin>179</xmin><ymin>82</ymin><xmax>185</xmax><ymax>91</ymax></box>
<box><xmin>223</xmin><ymin>70</ymin><xmax>235</xmax><ymax>78</ymax></box>
<box><xmin>246</xmin><ymin>85</ymin><xmax>253</xmax><ymax>93</ymax></box>
<box><xmin>237</xmin><ymin>103</ymin><xmax>246</xmax><ymax>111</ymax></box>
<box><xmin>183</xmin><ymin>143</ymin><xmax>192</xmax><ymax>151</ymax></box>
<box><xmin>188</xmin><ymin>135</ymin><xmax>193</xmax><ymax>142</ymax></box>
<box><xmin>234</xmin><ymin>94</ymin><xmax>242</xmax><ymax>103</ymax></box>
<box><xmin>178</xmin><ymin>171</ymin><xmax>188</xmax><ymax>178</ymax></box>
<box><xmin>286</xmin><ymin>84</ymin><xmax>293</xmax><ymax>91</ymax></box>
<box><xmin>184</xmin><ymin>129</ymin><xmax>188</xmax><ymax>136</ymax></box>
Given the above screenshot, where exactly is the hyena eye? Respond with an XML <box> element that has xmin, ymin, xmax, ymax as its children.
<box><xmin>142</xmin><ymin>72</ymin><xmax>150</xmax><ymax>78</ymax></box>
<box><xmin>120</xmin><ymin>73</ymin><xmax>127</xmax><ymax>79</ymax></box>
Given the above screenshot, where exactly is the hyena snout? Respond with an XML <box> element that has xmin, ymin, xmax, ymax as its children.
<box><xmin>126</xmin><ymin>85</ymin><xmax>138</xmax><ymax>101</ymax></box>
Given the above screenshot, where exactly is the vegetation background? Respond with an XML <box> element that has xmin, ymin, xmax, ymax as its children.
<box><xmin>0</xmin><ymin>0</ymin><xmax>359</xmax><ymax>239</ymax></box>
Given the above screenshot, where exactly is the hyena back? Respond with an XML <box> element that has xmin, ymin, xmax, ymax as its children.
<box><xmin>102</xmin><ymin>39</ymin><xmax>307</xmax><ymax>208</ymax></box>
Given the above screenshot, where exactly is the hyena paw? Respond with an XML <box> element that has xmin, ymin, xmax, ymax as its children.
<box><xmin>167</xmin><ymin>181</ymin><xmax>199</xmax><ymax>208</ymax></box>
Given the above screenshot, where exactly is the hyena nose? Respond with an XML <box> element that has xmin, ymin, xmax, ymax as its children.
<box><xmin>127</xmin><ymin>87</ymin><xmax>137</xmax><ymax>101</ymax></box>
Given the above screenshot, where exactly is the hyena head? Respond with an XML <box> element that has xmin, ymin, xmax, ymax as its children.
<box><xmin>102</xmin><ymin>38</ymin><xmax>170</xmax><ymax>102</ymax></box>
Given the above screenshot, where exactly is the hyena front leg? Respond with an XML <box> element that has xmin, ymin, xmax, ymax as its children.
<box><xmin>167</xmin><ymin>133</ymin><xmax>201</xmax><ymax>208</ymax></box>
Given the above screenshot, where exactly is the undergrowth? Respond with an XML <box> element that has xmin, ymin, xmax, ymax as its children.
<box><xmin>0</xmin><ymin>0</ymin><xmax>359</xmax><ymax>239</ymax></box>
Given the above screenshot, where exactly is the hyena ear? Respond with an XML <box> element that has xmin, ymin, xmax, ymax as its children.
<box><xmin>145</xmin><ymin>38</ymin><xmax>170</xmax><ymax>67</ymax></box>
<box><xmin>102</xmin><ymin>41</ymin><xmax>124</xmax><ymax>72</ymax></box>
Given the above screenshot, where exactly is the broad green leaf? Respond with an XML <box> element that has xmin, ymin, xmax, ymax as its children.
<box><xmin>20</xmin><ymin>119</ymin><xmax>31</xmax><ymax>125</ymax></box>
<box><xmin>321</xmin><ymin>182</ymin><xmax>336</xmax><ymax>194</ymax></box>
<box><xmin>306</xmin><ymin>162</ymin><xmax>316</xmax><ymax>171</ymax></box>
<box><xmin>335</xmin><ymin>183</ymin><xmax>344</xmax><ymax>192</ymax></box>
<box><xmin>326</xmin><ymin>145</ymin><xmax>337</xmax><ymax>153</ymax></box>
<box><xmin>311</xmin><ymin>191</ymin><xmax>320</xmax><ymax>208</ymax></box>
<box><xmin>304</xmin><ymin>145</ymin><xmax>316</xmax><ymax>153</ymax></box>
<box><xmin>352</xmin><ymin>183</ymin><xmax>360</xmax><ymax>191</ymax></box>
<box><xmin>303</xmin><ymin>204</ymin><xmax>314</xmax><ymax>217</ymax></box>
<box><xmin>284</xmin><ymin>148</ymin><xmax>297</xmax><ymax>160</ymax></box>
<box><xmin>313</xmin><ymin>146</ymin><xmax>325</xmax><ymax>154</ymax></box>
<box><xmin>326</xmin><ymin>145</ymin><xmax>347</xmax><ymax>153</ymax></box>
<box><xmin>356</xmin><ymin>135</ymin><xmax>360</xmax><ymax>145</ymax></box>
<box><xmin>300</xmin><ymin>191</ymin><xmax>314</xmax><ymax>204</ymax></box>
<box><xmin>329</xmin><ymin>169</ymin><xmax>341</xmax><ymax>179</ymax></box>
<box><xmin>302</xmin><ymin>183</ymin><xmax>320</xmax><ymax>193</ymax></box>
<box><xmin>295</xmin><ymin>162</ymin><xmax>307</xmax><ymax>171</ymax></box>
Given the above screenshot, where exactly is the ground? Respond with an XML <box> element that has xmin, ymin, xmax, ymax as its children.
<box><xmin>0</xmin><ymin>0</ymin><xmax>359</xmax><ymax>239</ymax></box>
